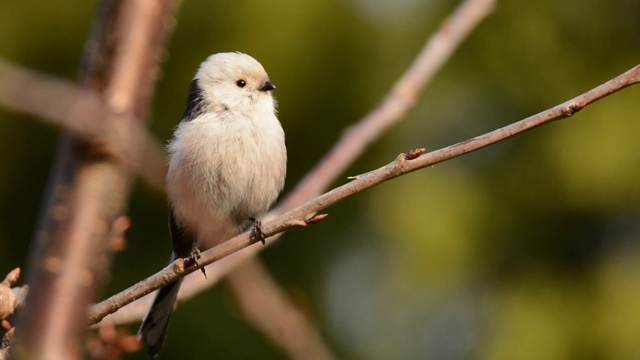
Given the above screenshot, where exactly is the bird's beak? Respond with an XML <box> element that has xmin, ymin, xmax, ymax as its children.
<box><xmin>259</xmin><ymin>81</ymin><xmax>275</xmax><ymax>92</ymax></box>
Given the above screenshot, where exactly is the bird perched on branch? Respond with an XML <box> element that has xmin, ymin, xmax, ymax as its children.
<box><xmin>138</xmin><ymin>52</ymin><xmax>287</xmax><ymax>358</ymax></box>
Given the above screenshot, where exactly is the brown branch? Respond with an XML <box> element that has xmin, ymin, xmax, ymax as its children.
<box><xmin>0</xmin><ymin>269</ymin><xmax>25</xmax><ymax>359</ymax></box>
<box><xmin>227</xmin><ymin>260</ymin><xmax>335</xmax><ymax>360</ymax></box>
<box><xmin>92</xmin><ymin>0</ymin><xmax>498</xmax><ymax>325</ymax></box>
<box><xmin>0</xmin><ymin>268</ymin><xmax>27</xmax><ymax>321</ymax></box>
<box><xmin>13</xmin><ymin>0</ymin><xmax>179</xmax><ymax>358</ymax></box>
<box><xmin>0</xmin><ymin>58</ymin><xmax>167</xmax><ymax>191</ymax></box>
<box><xmin>88</xmin><ymin>64</ymin><xmax>640</xmax><ymax>326</ymax></box>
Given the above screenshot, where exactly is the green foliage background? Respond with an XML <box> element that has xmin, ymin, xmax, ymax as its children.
<box><xmin>1</xmin><ymin>0</ymin><xmax>639</xmax><ymax>359</ymax></box>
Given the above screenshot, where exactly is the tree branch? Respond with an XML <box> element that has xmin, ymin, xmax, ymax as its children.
<box><xmin>13</xmin><ymin>0</ymin><xmax>179</xmax><ymax>357</ymax></box>
<box><xmin>0</xmin><ymin>268</ymin><xmax>26</xmax><ymax>322</ymax></box>
<box><xmin>227</xmin><ymin>260</ymin><xmax>335</xmax><ymax>360</ymax></box>
<box><xmin>0</xmin><ymin>58</ymin><xmax>167</xmax><ymax>191</ymax></box>
<box><xmin>88</xmin><ymin>57</ymin><xmax>640</xmax><ymax>324</ymax></box>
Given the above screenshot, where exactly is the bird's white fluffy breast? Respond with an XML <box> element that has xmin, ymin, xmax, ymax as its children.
<box><xmin>166</xmin><ymin>105</ymin><xmax>286</xmax><ymax>246</ymax></box>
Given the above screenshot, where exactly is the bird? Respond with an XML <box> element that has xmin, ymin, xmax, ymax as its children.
<box><xmin>138</xmin><ymin>52</ymin><xmax>287</xmax><ymax>358</ymax></box>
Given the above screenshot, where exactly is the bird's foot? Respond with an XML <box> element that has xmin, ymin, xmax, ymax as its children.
<box><xmin>185</xmin><ymin>245</ymin><xmax>207</xmax><ymax>279</ymax></box>
<box><xmin>249</xmin><ymin>217</ymin><xmax>266</xmax><ymax>245</ymax></box>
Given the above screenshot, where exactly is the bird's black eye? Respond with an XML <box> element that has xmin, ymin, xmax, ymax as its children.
<box><xmin>236</xmin><ymin>79</ymin><xmax>247</xmax><ymax>88</ymax></box>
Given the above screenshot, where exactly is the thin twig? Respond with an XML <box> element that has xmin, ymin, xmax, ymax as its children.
<box><xmin>88</xmin><ymin>60</ymin><xmax>640</xmax><ymax>324</ymax></box>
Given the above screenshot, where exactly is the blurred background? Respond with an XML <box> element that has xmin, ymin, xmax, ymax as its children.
<box><xmin>1</xmin><ymin>0</ymin><xmax>640</xmax><ymax>359</ymax></box>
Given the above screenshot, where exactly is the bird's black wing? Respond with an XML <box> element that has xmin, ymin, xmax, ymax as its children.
<box><xmin>181</xmin><ymin>79</ymin><xmax>206</xmax><ymax>122</ymax></box>
<box><xmin>169</xmin><ymin>208</ymin><xmax>198</xmax><ymax>259</ymax></box>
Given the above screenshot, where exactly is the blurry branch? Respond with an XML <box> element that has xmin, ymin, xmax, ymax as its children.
<box><xmin>13</xmin><ymin>0</ymin><xmax>179</xmax><ymax>358</ymax></box>
<box><xmin>279</xmin><ymin>0</ymin><xmax>497</xmax><ymax>209</ymax></box>
<box><xmin>93</xmin><ymin>0</ymin><xmax>498</xmax><ymax>327</ymax></box>
<box><xmin>85</xmin><ymin>322</ymin><xmax>142</xmax><ymax>360</ymax></box>
<box><xmin>227</xmin><ymin>261</ymin><xmax>335</xmax><ymax>360</ymax></box>
<box><xmin>0</xmin><ymin>268</ymin><xmax>26</xmax><ymax>360</ymax></box>
<box><xmin>0</xmin><ymin>268</ymin><xmax>26</xmax><ymax>322</ymax></box>
<box><xmin>0</xmin><ymin>58</ymin><xmax>167</xmax><ymax>191</ymax></box>
<box><xmin>88</xmin><ymin>61</ymin><xmax>640</xmax><ymax>324</ymax></box>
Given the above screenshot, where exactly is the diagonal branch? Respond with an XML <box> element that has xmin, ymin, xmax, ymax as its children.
<box><xmin>0</xmin><ymin>58</ymin><xmax>168</xmax><ymax>191</ymax></box>
<box><xmin>227</xmin><ymin>260</ymin><xmax>335</xmax><ymax>360</ymax></box>
<box><xmin>280</xmin><ymin>0</ymin><xmax>496</xmax><ymax>209</ymax></box>
<box><xmin>87</xmin><ymin>62</ymin><xmax>640</xmax><ymax>325</ymax></box>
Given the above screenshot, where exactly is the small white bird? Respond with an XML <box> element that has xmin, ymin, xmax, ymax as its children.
<box><xmin>138</xmin><ymin>52</ymin><xmax>287</xmax><ymax>358</ymax></box>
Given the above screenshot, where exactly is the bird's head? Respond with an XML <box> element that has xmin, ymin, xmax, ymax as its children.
<box><xmin>184</xmin><ymin>52</ymin><xmax>276</xmax><ymax>120</ymax></box>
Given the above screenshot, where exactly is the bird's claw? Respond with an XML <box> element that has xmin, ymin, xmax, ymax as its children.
<box><xmin>249</xmin><ymin>218</ymin><xmax>266</xmax><ymax>245</ymax></box>
<box><xmin>185</xmin><ymin>246</ymin><xmax>207</xmax><ymax>278</ymax></box>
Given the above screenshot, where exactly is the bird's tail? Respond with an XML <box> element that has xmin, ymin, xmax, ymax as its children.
<box><xmin>138</xmin><ymin>277</ymin><xmax>184</xmax><ymax>358</ymax></box>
